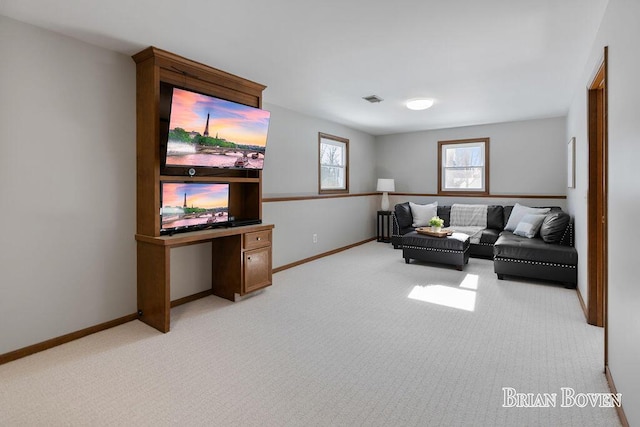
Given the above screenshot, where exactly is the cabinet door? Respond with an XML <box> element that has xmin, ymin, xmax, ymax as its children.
<box><xmin>243</xmin><ymin>246</ymin><xmax>272</xmax><ymax>294</ymax></box>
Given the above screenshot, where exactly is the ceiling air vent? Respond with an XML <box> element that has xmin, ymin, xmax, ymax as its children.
<box><xmin>362</xmin><ymin>95</ymin><xmax>384</xmax><ymax>103</ymax></box>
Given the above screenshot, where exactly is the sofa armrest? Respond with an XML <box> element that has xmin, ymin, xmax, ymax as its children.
<box><xmin>392</xmin><ymin>212</ymin><xmax>401</xmax><ymax>236</ymax></box>
<box><xmin>559</xmin><ymin>220</ymin><xmax>575</xmax><ymax>247</ymax></box>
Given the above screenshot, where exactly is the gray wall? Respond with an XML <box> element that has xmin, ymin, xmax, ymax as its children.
<box><xmin>375</xmin><ymin>117</ymin><xmax>567</xmax><ymax>196</ymax></box>
<box><xmin>262</xmin><ymin>104</ymin><xmax>378</xmax><ymax>268</ymax></box>
<box><xmin>262</xmin><ymin>104</ymin><xmax>376</xmax><ymax>198</ymax></box>
<box><xmin>0</xmin><ymin>16</ymin><xmax>137</xmax><ymax>354</ymax></box>
<box><xmin>567</xmin><ymin>0</ymin><xmax>640</xmax><ymax>423</ymax></box>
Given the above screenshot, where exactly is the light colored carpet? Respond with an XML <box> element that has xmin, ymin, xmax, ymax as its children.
<box><xmin>0</xmin><ymin>242</ymin><xmax>620</xmax><ymax>426</ymax></box>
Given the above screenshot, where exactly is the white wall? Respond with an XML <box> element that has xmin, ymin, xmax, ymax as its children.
<box><xmin>375</xmin><ymin>117</ymin><xmax>567</xmax><ymax>196</ymax></box>
<box><xmin>261</xmin><ymin>104</ymin><xmax>378</xmax><ymax>268</ymax></box>
<box><xmin>0</xmin><ymin>16</ymin><xmax>136</xmax><ymax>354</ymax></box>
<box><xmin>567</xmin><ymin>0</ymin><xmax>640</xmax><ymax>423</ymax></box>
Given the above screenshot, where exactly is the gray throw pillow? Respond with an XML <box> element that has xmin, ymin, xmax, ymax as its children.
<box><xmin>513</xmin><ymin>214</ymin><xmax>547</xmax><ymax>238</ymax></box>
<box><xmin>505</xmin><ymin>203</ymin><xmax>550</xmax><ymax>231</ymax></box>
<box><xmin>410</xmin><ymin>202</ymin><xmax>438</xmax><ymax>227</ymax></box>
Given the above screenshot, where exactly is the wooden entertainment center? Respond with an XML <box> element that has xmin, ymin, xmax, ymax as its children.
<box><xmin>133</xmin><ymin>47</ymin><xmax>273</xmax><ymax>333</ymax></box>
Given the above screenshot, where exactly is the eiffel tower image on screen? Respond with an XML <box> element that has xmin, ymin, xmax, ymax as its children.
<box><xmin>203</xmin><ymin>113</ymin><xmax>210</xmax><ymax>137</ymax></box>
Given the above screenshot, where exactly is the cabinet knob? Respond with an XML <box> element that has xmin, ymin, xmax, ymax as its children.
<box><xmin>257</xmin><ymin>237</ymin><xmax>261</xmax><ymax>241</ymax></box>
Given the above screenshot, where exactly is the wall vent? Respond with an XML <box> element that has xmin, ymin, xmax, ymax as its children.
<box><xmin>362</xmin><ymin>95</ymin><xmax>384</xmax><ymax>103</ymax></box>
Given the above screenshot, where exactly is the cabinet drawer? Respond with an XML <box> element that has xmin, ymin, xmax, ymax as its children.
<box><xmin>244</xmin><ymin>230</ymin><xmax>271</xmax><ymax>250</ymax></box>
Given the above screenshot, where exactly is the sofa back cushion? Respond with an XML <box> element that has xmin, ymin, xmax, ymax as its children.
<box><xmin>437</xmin><ymin>206</ymin><xmax>451</xmax><ymax>227</ymax></box>
<box><xmin>487</xmin><ymin>205</ymin><xmax>504</xmax><ymax>230</ymax></box>
<box><xmin>394</xmin><ymin>202</ymin><xmax>413</xmax><ymax>229</ymax></box>
<box><xmin>503</xmin><ymin>206</ymin><xmax>514</xmax><ymax>229</ymax></box>
<box><xmin>540</xmin><ymin>211</ymin><xmax>571</xmax><ymax>244</ymax></box>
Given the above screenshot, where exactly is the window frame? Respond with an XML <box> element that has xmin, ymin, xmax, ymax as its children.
<box><xmin>437</xmin><ymin>138</ymin><xmax>490</xmax><ymax>196</ymax></box>
<box><xmin>318</xmin><ymin>132</ymin><xmax>349</xmax><ymax>194</ymax></box>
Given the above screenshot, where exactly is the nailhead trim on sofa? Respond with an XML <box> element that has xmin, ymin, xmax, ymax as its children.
<box><xmin>402</xmin><ymin>244</ymin><xmax>467</xmax><ymax>254</ymax></box>
<box><xmin>494</xmin><ymin>256</ymin><xmax>577</xmax><ymax>269</ymax></box>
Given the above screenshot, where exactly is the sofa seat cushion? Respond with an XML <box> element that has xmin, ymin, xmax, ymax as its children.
<box><xmin>494</xmin><ymin>232</ymin><xmax>578</xmax><ymax>266</ymax></box>
<box><xmin>449</xmin><ymin>226</ymin><xmax>484</xmax><ymax>244</ymax></box>
<box><xmin>479</xmin><ymin>229</ymin><xmax>501</xmax><ymax>245</ymax></box>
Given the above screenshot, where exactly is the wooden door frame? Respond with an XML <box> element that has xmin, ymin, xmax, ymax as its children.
<box><xmin>586</xmin><ymin>48</ymin><xmax>608</xmax><ymax>335</ymax></box>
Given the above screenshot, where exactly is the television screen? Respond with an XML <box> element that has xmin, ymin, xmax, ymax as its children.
<box><xmin>165</xmin><ymin>87</ymin><xmax>270</xmax><ymax>170</ymax></box>
<box><xmin>160</xmin><ymin>182</ymin><xmax>230</xmax><ymax>234</ymax></box>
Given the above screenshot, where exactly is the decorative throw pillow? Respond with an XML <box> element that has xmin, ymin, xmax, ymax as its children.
<box><xmin>409</xmin><ymin>202</ymin><xmax>438</xmax><ymax>227</ymax></box>
<box><xmin>513</xmin><ymin>214</ymin><xmax>547</xmax><ymax>238</ymax></box>
<box><xmin>504</xmin><ymin>203</ymin><xmax>550</xmax><ymax>231</ymax></box>
<box><xmin>539</xmin><ymin>211</ymin><xmax>571</xmax><ymax>243</ymax></box>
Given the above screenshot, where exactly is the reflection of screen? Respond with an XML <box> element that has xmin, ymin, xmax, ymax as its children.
<box><xmin>160</xmin><ymin>182</ymin><xmax>230</xmax><ymax>234</ymax></box>
<box><xmin>166</xmin><ymin>87</ymin><xmax>270</xmax><ymax>169</ymax></box>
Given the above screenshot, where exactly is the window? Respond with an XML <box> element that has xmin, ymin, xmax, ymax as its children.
<box><xmin>319</xmin><ymin>132</ymin><xmax>349</xmax><ymax>193</ymax></box>
<box><xmin>438</xmin><ymin>138</ymin><xmax>489</xmax><ymax>195</ymax></box>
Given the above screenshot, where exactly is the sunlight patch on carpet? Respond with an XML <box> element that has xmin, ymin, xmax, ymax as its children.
<box><xmin>408</xmin><ymin>284</ymin><xmax>476</xmax><ymax>311</ymax></box>
<box><xmin>460</xmin><ymin>273</ymin><xmax>479</xmax><ymax>290</ymax></box>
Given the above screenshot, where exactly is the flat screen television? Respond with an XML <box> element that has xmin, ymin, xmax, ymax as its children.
<box><xmin>163</xmin><ymin>87</ymin><xmax>270</xmax><ymax>173</ymax></box>
<box><xmin>160</xmin><ymin>181</ymin><xmax>230</xmax><ymax>235</ymax></box>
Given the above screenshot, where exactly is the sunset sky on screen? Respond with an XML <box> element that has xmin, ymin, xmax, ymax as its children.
<box><xmin>169</xmin><ymin>88</ymin><xmax>270</xmax><ymax>147</ymax></box>
<box><xmin>162</xmin><ymin>183</ymin><xmax>229</xmax><ymax>209</ymax></box>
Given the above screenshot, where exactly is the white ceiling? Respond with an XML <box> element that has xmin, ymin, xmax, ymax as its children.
<box><xmin>0</xmin><ymin>0</ymin><xmax>608</xmax><ymax>135</ymax></box>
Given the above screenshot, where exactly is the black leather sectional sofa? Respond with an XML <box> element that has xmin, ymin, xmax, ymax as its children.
<box><xmin>392</xmin><ymin>202</ymin><xmax>578</xmax><ymax>288</ymax></box>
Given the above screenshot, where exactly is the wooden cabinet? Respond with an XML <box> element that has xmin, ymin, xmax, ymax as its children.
<box><xmin>137</xmin><ymin>224</ymin><xmax>273</xmax><ymax>332</ymax></box>
<box><xmin>244</xmin><ymin>230</ymin><xmax>272</xmax><ymax>293</ymax></box>
<box><xmin>132</xmin><ymin>47</ymin><xmax>274</xmax><ymax>332</ymax></box>
<box><xmin>209</xmin><ymin>228</ymin><xmax>272</xmax><ymax>301</ymax></box>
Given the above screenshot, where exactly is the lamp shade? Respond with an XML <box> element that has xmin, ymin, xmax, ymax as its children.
<box><xmin>376</xmin><ymin>178</ymin><xmax>395</xmax><ymax>192</ymax></box>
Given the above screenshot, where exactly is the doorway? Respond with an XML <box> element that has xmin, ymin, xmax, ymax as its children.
<box><xmin>586</xmin><ymin>47</ymin><xmax>607</xmax><ymax>334</ymax></box>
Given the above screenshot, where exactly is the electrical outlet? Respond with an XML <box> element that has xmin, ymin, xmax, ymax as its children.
<box><xmin>312</xmin><ymin>234</ymin><xmax>318</xmax><ymax>243</ymax></box>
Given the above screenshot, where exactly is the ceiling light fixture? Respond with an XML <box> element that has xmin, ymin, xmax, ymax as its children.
<box><xmin>406</xmin><ymin>98</ymin><xmax>434</xmax><ymax>110</ymax></box>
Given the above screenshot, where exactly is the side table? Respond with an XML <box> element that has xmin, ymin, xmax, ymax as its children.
<box><xmin>377</xmin><ymin>210</ymin><xmax>392</xmax><ymax>243</ymax></box>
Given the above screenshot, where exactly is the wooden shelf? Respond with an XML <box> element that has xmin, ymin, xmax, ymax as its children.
<box><xmin>135</xmin><ymin>223</ymin><xmax>273</xmax><ymax>248</ymax></box>
<box><xmin>133</xmin><ymin>46</ymin><xmax>272</xmax><ymax>332</ymax></box>
<box><xmin>159</xmin><ymin>175</ymin><xmax>260</xmax><ymax>183</ymax></box>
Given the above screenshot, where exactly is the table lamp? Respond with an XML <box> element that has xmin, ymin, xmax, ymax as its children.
<box><xmin>376</xmin><ymin>178</ymin><xmax>395</xmax><ymax>211</ymax></box>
